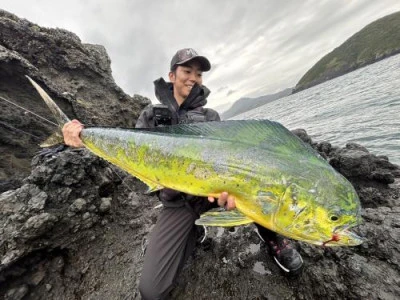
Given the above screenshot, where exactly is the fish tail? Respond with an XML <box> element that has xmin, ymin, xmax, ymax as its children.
<box><xmin>26</xmin><ymin>76</ymin><xmax>71</xmax><ymax>147</ymax></box>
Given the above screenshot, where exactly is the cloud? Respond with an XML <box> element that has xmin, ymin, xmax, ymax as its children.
<box><xmin>226</xmin><ymin>90</ymin><xmax>236</xmax><ymax>97</ymax></box>
<box><xmin>2</xmin><ymin>0</ymin><xmax>400</xmax><ymax>107</ymax></box>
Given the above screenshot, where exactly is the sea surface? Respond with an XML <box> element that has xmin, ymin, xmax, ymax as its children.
<box><xmin>232</xmin><ymin>54</ymin><xmax>400</xmax><ymax>165</ymax></box>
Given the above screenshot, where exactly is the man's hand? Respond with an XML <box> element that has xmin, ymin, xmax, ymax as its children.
<box><xmin>208</xmin><ymin>192</ymin><xmax>236</xmax><ymax>210</ymax></box>
<box><xmin>62</xmin><ymin>119</ymin><xmax>84</xmax><ymax>148</ymax></box>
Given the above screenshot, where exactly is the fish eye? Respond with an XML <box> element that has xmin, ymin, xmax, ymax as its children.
<box><xmin>330</xmin><ymin>215</ymin><xmax>339</xmax><ymax>222</ymax></box>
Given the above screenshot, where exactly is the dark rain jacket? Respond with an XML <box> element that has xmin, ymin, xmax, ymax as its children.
<box><xmin>136</xmin><ymin>77</ymin><xmax>220</xmax><ymax>128</ymax></box>
<box><xmin>135</xmin><ymin>77</ymin><xmax>220</xmax><ymax>212</ymax></box>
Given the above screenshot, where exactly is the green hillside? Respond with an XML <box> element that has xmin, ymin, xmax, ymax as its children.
<box><xmin>295</xmin><ymin>11</ymin><xmax>400</xmax><ymax>92</ymax></box>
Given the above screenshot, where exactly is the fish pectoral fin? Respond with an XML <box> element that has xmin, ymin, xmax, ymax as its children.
<box><xmin>144</xmin><ymin>184</ymin><xmax>164</xmax><ymax>195</ymax></box>
<box><xmin>195</xmin><ymin>208</ymin><xmax>253</xmax><ymax>227</ymax></box>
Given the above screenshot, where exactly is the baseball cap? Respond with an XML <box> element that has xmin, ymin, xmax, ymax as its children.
<box><xmin>170</xmin><ymin>48</ymin><xmax>211</xmax><ymax>72</ymax></box>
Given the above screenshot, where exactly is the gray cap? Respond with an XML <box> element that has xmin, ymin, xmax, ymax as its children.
<box><xmin>170</xmin><ymin>48</ymin><xmax>211</xmax><ymax>72</ymax></box>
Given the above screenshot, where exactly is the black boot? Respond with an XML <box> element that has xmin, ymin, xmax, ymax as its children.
<box><xmin>267</xmin><ymin>236</ymin><xmax>303</xmax><ymax>275</ymax></box>
<box><xmin>255</xmin><ymin>225</ymin><xmax>303</xmax><ymax>276</ymax></box>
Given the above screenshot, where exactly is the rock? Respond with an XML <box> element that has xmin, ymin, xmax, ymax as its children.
<box><xmin>0</xmin><ymin>177</ymin><xmax>24</xmax><ymax>194</ymax></box>
<box><xmin>371</xmin><ymin>171</ymin><xmax>395</xmax><ymax>184</ymax></box>
<box><xmin>19</xmin><ymin>213</ymin><xmax>58</xmax><ymax>239</ymax></box>
<box><xmin>99</xmin><ymin>198</ymin><xmax>112</xmax><ymax>213</ymax></box>
<box><xmin>316</xmin><ymin>141</ymin><xmax>332</xmax><ymax>156</ymax></box>
<box><xmin>5</xmin><ymin>285</ymin><xmax>29</xmax><ymax>300</ymax></box>
<box><xmin>329</xmin><ymin>150</ymin><xmax>374</xmax><ymax>178</ymax></box>
<box><xmin>69</xmin><ymin>198</ymin><xmax>87</xmax><ymax>213</ymax></box>
<box><xmin>291</xmin><ymin>128</ymin><xmax>313</xmax><ymax>144</ymax></box>
<box><xmin>30</xmin><ymin>268</ymin><xmax>46</xmax><ymax>286</ymax></box>
<box><xmin>345</xmin><ymin>142</ymin><xmax>370</xmax><ymax>152</ymax></box>
<box><xmin>27</xmin><ymin>189</ymin><xmax>47</xmax><ymax>212</ymax></box>
<box><xmin>0</xmin><ymin>9</ymin><xmax>150</xmax><ymax>185</ymax></box>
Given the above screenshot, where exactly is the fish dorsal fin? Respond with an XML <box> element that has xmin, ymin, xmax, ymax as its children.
<box><xmin>26</xmin><ymin>76</ymin><xmax>71</xmax><ymax>127</ymax></box>
<box><xmin>140</xmin><ymin>119</ymin><xmax>287</xmax><ymax>143</ymax></box>
<box><xmin>195</xmin><ymin>208</ymin><xmax>254</xmax><ymax>227</ymax></box>
<box><xmin>140</xmin><ymin>120</ymin><xmax>319</xmax><ymax>156</ymax></box>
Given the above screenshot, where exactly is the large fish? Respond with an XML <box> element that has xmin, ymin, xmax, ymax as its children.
<box><xmin>27</xmin><ymin>76</ymin><xmax>363</xmax><ymax>247</ymax></box>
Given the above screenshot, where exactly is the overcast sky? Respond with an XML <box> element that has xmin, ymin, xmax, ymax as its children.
<box><xmin>2</xmin><ymin>0</ymin><xmax>400</xmax><ymax>109</ymax></box>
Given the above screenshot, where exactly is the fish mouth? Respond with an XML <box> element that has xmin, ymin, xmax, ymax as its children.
<box><xmin>323</xmin><ymin>226</ymin><xmax>365</xmax><ymax>247</ymax></box>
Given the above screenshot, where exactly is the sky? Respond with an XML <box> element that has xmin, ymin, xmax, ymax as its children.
<box><xmin>1</xmin><ymin>0</ymin><xmax>400</xmax><ymax>110</ymax></box>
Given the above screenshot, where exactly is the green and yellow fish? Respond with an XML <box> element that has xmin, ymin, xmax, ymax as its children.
<box><xmin>27</xmin><ymin>76</ymin><xmax>364</xmax><ymax>247</ymax></box>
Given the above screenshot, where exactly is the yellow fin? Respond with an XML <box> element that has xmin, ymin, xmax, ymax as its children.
<box><xmin>40</xmin><ymin>131</ymin><xmax>64</xmax><ymax>147</ymax></box>
<box><xmin>195</xmin><ymin>208</ymin><xmax>253</xmax><ymax>227</ymax></box>
<box><xmin>144</xmin><ymin>184</ymin><xmax>164</xmax><ymax>195</ymax></box>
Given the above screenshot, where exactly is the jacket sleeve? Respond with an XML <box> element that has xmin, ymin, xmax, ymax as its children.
<box><xmin>204</xmin><ymin>108</ymin><xmax>221</xmax><ymax>122</ymax></box>
<box><xmin>135</xmin><ymin>104</ymin><xmax>155</xmax><ymax>129</ymax></box>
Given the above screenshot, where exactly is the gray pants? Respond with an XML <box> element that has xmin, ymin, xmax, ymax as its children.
<box><xmin>139</xmin><ymin>202</ymin><xmax>202</xmax><ymax>300</ymax></box>
<box><xmin>138</xmin><ymin>197</ymin><xmax>276</xmax><ymax>299</ymax></box>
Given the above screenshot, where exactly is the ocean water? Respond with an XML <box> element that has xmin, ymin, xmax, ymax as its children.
<box><xmin>232</xmin><ymin>54</ymin><xmax>400</xmax><ymax>165</ymax></box>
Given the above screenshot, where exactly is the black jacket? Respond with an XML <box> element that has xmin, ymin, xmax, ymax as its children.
<box><xmin>135</xmin><ymin>77</ymin><xmax>220</xmax><ymax>128</ymax></box>
<box><xmin>135</xmin><ymin>78</ymin><xmax>220</xmax><ymax>209</ymax></box>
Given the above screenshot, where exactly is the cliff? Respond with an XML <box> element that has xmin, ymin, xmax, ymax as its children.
<box><xmin>295</xmin><ymin>11</ymin><xmax>400</xmax><ymax>92</ymax></box>
<box><xmin>0</xmin><ymin>9</ymin><xmax>150</xmax><ymax>191</ymax></box>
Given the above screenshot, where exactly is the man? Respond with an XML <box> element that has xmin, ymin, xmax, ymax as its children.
<box><xmin>62</xmin><ymin>48</ymin><xmax>303</xmax><ymax>300</ymax></box>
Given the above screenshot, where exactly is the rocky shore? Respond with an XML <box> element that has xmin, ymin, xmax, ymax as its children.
<box><xmin>1</xmin><ymin>9</ymin><xmax>399</xmax><ymax>300</ymax></box>
<box><xmin>0</xmin><ymin>9</ymin><xmax>149</xmax><ymax>190</ymax></box>
<box><xmin>1</xmin><ymin>130</ymin><xmax>399</xmax><ymax>300</ymax></box>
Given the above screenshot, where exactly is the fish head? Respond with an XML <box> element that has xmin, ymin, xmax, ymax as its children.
<box><xmin>272</xmin><ymin>180</ymin><xmax>364</xmax><ymax>247</ymax></box>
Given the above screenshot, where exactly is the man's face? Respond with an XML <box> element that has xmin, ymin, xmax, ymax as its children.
<box><xmin>169</xmin><ymin>61</ymin><xmax>203</xmax><ymax>105</ymax></box>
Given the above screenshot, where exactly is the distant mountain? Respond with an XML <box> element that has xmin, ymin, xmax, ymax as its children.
<box><xmin>221</xmin><ymin>88</ymin><xmax>292</xmax><ymax>120</ymax></box>
<box><xmin>211</xmin><ymin>102</ymin><xmax>232</xmax><ymax>115</ymax></box>
<box><xmin>295</xmin><ymin>11</ymin><xmax>400</xmax><ymax>92</ymax></box>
